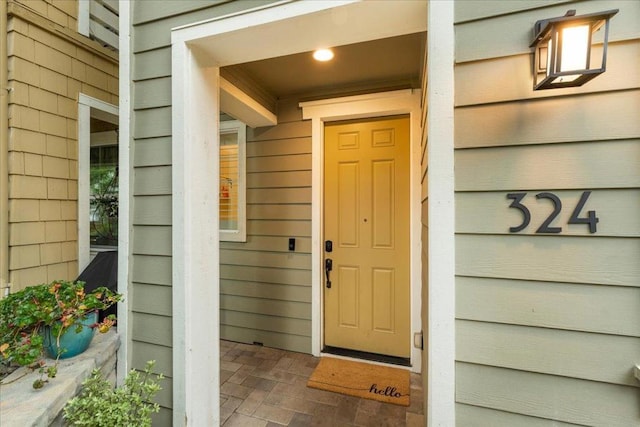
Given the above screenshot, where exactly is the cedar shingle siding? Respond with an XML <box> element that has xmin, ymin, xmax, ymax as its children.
<box><xmin>7</xmin><ymin>0</ymin><xmax>118</xmax><ymax>291</ymax></box>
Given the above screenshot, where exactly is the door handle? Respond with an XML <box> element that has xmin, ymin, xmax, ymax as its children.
<box><xmin>325</xmin><ymin>258</ymin><xmax>333</xmax><ymax>288</ymax></box>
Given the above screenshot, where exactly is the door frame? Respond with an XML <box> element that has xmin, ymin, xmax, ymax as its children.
<box><xmin>168</xmin><ymin>1</ymin><xmax>458</xmax><ymax>425</ymax></box>
<box><xmin>301</xmin><ymin>90</ymin><xmax>422</xmax><ymax>371</ymax></box>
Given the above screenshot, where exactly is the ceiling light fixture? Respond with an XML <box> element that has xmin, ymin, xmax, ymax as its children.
<box><xmin>313</xmin><ymin>48</ymin><xmax>334</xmax><ymax>62</ymax></box>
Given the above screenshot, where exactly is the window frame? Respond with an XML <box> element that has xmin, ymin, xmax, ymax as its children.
<box><xmin>219</xmin><ymin>120</ymin><xmax>247</xmax><ymax>242</ymax></box>
<box><xmin>78</xmin><ymin>95</ymin><xmax>119</xmax><ymax>271</ymax></box>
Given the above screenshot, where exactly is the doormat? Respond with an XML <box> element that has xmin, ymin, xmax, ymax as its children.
<box><xmin>307</xmin><ymin>357</ymin><xmax>410</xmax><ymax>406</ymax></box>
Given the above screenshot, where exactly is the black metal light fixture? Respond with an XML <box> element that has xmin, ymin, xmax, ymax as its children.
<box><xmin>530</xmin><ymin>9</ymin><xmax>618</xmax><ymax>90</ymax></box>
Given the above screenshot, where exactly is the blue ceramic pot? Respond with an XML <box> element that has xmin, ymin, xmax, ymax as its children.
<box><xmin>43</xmin><ymin>311</ymin><xmax>97</xmax><ymax>359</ymax></box>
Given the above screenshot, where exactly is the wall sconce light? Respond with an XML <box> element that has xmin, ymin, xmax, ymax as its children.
<box><xmin>530</xmin><ymin>9</ymin><xmax>618</xmax><ymax>90</ymax></box>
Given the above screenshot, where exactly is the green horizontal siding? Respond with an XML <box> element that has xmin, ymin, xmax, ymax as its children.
<box><xmin>220</xmin><ymin>101</ymin><xmax>312</xmax><ymax>351</ymax></box>
<box><xmin>132</xmin><ymin>1</ymin><xmax>280</xmax><ymax>53</ymax></box>
<box><xmin>454</xmin><ymin>0</ymin><xmax>640</xmax><ymax>424</ymax></box>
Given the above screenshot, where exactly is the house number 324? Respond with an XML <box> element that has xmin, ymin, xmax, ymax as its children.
<box><xmin>507</xmin><ymin>191</ymin><xmax>599</xmax><ymax>234</ymax></box>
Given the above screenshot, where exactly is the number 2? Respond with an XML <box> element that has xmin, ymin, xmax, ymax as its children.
<box><xmin>535</xmin><ymin>192</ymin><xmax>562</xmax><ymax>233</ymax></box>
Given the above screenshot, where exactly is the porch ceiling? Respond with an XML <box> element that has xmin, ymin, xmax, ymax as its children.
<box><xmin>221</xmin><ymin>32</ymin><xmax>426</xmax><ymax>102</ymax></box>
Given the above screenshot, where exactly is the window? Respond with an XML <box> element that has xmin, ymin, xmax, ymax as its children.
<box><xmin>78</xmin><ymin>95</ymin><xmax>118</xmax><ymax>270</ymax></box>
<box><xmin>219</xmin><ymin>120</ymin><xmax>246</xmax><ymax>242</ymax></box>
<box><xmin>90</xmin><ymin>144</ymin><xmax>118</xmax><ymax>247</ymax></box>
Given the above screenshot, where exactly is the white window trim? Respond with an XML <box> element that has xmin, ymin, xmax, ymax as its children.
<box><xmin>78</xmin><ymin>91</ymin><xmax>129</xmax><ymax>389</ymax></box>
<box><xmin>300</xmin><ymin>89</ymin><xmax>423</xmax><ymax>373</ymax></box>
<box><xmin>219</xmin><ymin>120</ymin><xmax>247</xmax><ymax>242</ymax></box>
<box><xmin>78</xmin><ymin>94</ymin><xmax>119</xmax><ymax>272</ymax></box>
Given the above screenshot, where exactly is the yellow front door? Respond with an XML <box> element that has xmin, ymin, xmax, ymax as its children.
<box><xmin>324</xmin><ymin>116</ymin><xmax>410</xmax><ymax>358</ymax></box>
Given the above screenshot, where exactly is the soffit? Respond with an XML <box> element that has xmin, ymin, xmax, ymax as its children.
<box><xmin>222</xmin><ymin>32</ymin><xmax>426</xmax><ymax>101</ymax></box>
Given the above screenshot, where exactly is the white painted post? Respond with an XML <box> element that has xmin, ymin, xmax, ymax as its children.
<box><xmin>117</xmin><ymin>0</ymin><xmax>131</xmax><ymax>387</ymax></box>
<box><xmin>427</xmin><ymin>0</ymin><xmax>456</xmax><ymax>425</ymax></box>
<box><xmin>172</xmin><ymin>41</ymin><xmax>220</xmax><ymax>426</ymax></box>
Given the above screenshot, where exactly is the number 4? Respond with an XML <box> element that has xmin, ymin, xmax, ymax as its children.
<box><xmin>569</xmin><ymin>191</ymin><xmax>599</xmax><ymax>233</ymax></box>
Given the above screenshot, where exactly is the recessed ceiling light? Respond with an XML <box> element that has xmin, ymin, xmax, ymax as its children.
<box><xmin>313</xmin><ymin>48</ymin><xmax>334</xmax><ymax>62</ymax></box>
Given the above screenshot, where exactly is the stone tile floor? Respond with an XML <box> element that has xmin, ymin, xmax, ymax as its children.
<box><xmin>220</xmin><ymin>340</ymin><xmax>424</xmax><ymax>426</ymax></box>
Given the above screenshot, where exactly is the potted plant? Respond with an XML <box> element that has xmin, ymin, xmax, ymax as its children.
<box><xmin>0</xmin><ymin>280</ymin><xmax>122</xmax><ymax>389</ymax></box>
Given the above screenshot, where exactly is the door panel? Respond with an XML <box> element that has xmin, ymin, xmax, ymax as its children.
<box><xmin>372</xmin><ymin>160</ymin><xmax>394</xmax><ymax>248</ymax></box>
<box><xmin>324</xmin><ymin>116</ymin><xmax>410</xmax><ymax>357</ymax></box>
<box><xmin>338</xmin><ymin>266</ymin><xmax>359</xmax><ymax>328</ymax></box>
<box><xmin>338</xmin><ymin>162</ymin><xmax>359</xmax><ymax>247</ymax></box>
<box><xmin>372</xmin><ymin>268</ymin><xmax>395</xmax><ymax>332</ymax></box>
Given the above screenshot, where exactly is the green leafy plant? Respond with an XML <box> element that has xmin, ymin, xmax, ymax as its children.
<box><xmin>0</xmin><ymin>280</ymin><xmax>122</xmax><ymax>388</ymax></box>
<box><xmin>64</xmin><ymin>360</ymin><xmax>163</xmax><ymax>427</ymax></box>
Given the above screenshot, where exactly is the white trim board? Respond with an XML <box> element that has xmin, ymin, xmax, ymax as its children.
<box><xmin>117</xmin><ymin>0</ymin><xmax>131</xmax><ymax>387</ymax></box>
<box><xmin>77</xmin><ymin>94</ymin><xmax>118</xmax><ymax>273</ymax></box>
<box><xmin>171</xmin><ymin>42</ymin><xmax>221</xmax><ymax>427</ymax></box>
<box><xmin>78</xmin><ymin>91</ymin><xmax>128</xmax><ymax>388</ymax></box>
<box><xmin>168</xmin><ymin>1</ymin><xmax>452</xmax><ymax>425</ymax></box>
<box><xmin>78</xmin><ymin>0</ymin><xmax>90</xmax><ymax>37</ymax></box>
<box><xmin>427</xmin><ymin>1</ymin><xmax>456</xmax><ymax>425</ymax></box>
<box><xmin>173</xmin><ymin>1</ymin><xmax>426</xmax><ymax>66</ymax></box>
<box><xmin>220</xmin><ymin>78</ymin><xmax>277</xmax><ymax>128</ymax></box>
<box><xmin>300</xmin><ymin>90</ymin><xmax>423</xmax><ymax>373</ymax></box>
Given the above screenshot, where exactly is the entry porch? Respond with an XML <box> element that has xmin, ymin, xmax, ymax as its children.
<box><xmin>218</xmin><ymin>340</ymin><xmax>424</xmax><ymax>426</ymax></box>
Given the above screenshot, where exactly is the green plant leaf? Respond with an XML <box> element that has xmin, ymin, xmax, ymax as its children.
<box><xmin>63</xmin><ymin>361</ymin><xmax>162</xmax><ymax>427</ymax></box>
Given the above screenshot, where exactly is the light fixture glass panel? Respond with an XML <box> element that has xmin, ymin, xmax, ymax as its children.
<box><xmin>551</xmin><ymin>74</ymin><xmax>581</xmax><ymax>84</ymax></box>
<box><xmin>545</xmin><ymin>38</ymin><xmax>553</xmax><ymax>76</ymax></box>
<box><xmin>560</xmin><ymin>24</ymin><xmax>589</xmax><ymax>71</ymax></box>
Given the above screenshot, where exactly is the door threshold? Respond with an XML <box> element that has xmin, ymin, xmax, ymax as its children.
<box><xmin>322</xmin><ymin>346</ymin><xmax>411</xmax><ymax>367</ymax></box>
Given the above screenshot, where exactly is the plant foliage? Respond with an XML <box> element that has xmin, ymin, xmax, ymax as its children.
<box><xmin>64</xmin><ymin>360</ymin><xmax>163</xmax><ymax>427</ymax></box>
<box><xmin>90</xmin><ymin>165</ymin><xmax>118</xmax><ymax>245</ymax></box>
<box><xmin>0</xmin><ymin>281</ymin><xmax>122</xmax><ymax>388</ymax></box>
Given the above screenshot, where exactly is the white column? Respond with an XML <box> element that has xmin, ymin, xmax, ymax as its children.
<box><xmin>172</xmin><ymin>41</ymin><xmax>220</xmax><ymax>426</ymax></box>
<box><xmin>427</xmin><ymin>0</ymin><xmax>456</xmax><ymax>425</ymax></box>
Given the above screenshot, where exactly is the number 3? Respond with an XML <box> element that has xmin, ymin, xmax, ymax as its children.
<box><xmin>506</xmin><ymin>193</ymin><xmax>530</xmax><ymax>232</ymax></box>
